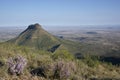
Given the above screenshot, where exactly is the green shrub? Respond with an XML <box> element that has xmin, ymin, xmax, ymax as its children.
<box><xmin>52</xmin><ymin>49</ymin><xmax>74</xmax><ymax>60</ymax></box>
<box><xmin>83</xmin><ymin>55</ymin><xmax>99</xmax><ymax>67</ymax></box>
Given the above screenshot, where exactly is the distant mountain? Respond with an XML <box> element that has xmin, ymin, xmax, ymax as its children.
<box><xmin>7</xmin><ymin>23</ymin><xmax>61</xmax><ymax>51</ymax></box>
<box><xmin>7</xmin><ymin>23</ymin><xmax>84</xmax><ymax>54</ymax></box>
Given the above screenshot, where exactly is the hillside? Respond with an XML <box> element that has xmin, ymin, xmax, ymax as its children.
<box><xmin>0</xmin><ymin>24</ymin><xmax>120</xmax><ymax>80</ymax></box>
<box><xmin>0</xmin><ymin>42</ymin><xmax>120</xmax><ymax>80</ymax></box>
<box><xmin>7</xmin><ymin>23</ymin><xmax>61</xmax><ymax>51</ymax></box>
<box><xmin>6</xmin><ymin>24</ymin><xmax>120</xmax><ymax>61</ymax></box>
<box><xmin>6</xmin><ymin>23</ymin><xmax>83</xmax><ymax>54</ymax></box>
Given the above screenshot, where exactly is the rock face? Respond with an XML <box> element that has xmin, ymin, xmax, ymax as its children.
<box><xmin>27</xmin><ymin>23</ymin><xmax>42</xmax><ymax>29</ymax></box>
<box><xmin>8</xmin><ymin>23</ymin><xmax>61</xmax><ymax>51</ymax></box>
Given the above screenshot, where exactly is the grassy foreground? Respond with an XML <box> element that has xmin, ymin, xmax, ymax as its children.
<box><xmin>0</xmin><ymin>43</ymin><xmax>120</xmax><ymax>80</ymax></box>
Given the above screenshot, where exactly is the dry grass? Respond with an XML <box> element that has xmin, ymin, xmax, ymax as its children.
<box><xmin>0</xmin><ymin>43</ymin><xmax>120</xmax><ymax>80</ymax></box>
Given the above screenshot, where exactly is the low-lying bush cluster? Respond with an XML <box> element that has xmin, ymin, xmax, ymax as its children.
<box><xmin>54</xmin><ymin>60</ymin><xmax>76</xmax><ymax>79</ymax></box>
<box><xmin>31</xmin><ymin>60</ymin><xmax>76</xmax><ymax>80</ymax></box>
<box><xmin>83</xmin><ymin>55</ymin><xmax>99</xmax><ymax>67</ymax></box>
<box><xmin>7</xmin><ymin>55</ymin><xmax>27</xmax><ymax>75</ymax></box>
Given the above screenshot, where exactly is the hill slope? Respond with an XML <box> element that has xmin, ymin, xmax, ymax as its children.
<box><xmin>6</xmin><ymin>23</ymin><xmax>99</xmax><ymax>55</ymax></box>
<box><xmin>7</xmin><ymin>23</ymin><xmax>61</xmax><ymax>51</ymax></box>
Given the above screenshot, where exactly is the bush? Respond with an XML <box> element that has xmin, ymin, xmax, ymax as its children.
<box><xmin>30</xmin><ymin>60</ymin><xmax>76</xmax><ymax>80</ymax></box>
<box><xmin>83</xmin><ymin>55</ymin><xmax>99</xmax><ymax>67</ymax></box>
<box><xmin>7</xmin><ymin>55</ymin><xmax>27</xmax><ymax>75</ymax></box>
<box><xmin>52</xmin><ymin>49</ymin><xmax>74</xmax><ymax>60</ymax></box>
<box><xmin>53</xmin><ymin>60</ymin><xmax>76</xmax><ymax>79</ymax></box>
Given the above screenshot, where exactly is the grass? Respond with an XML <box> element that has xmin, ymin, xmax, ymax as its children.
<box><xmin>0</xmin><ymin>43</ymin><xmax>120</xmax><ymax>80</ymax></box>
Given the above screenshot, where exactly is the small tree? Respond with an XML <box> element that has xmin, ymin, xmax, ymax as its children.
<box><xmin>7</xmin><ymin>55</ymin><xmax>27</xmax><ymax>75</ymax></box>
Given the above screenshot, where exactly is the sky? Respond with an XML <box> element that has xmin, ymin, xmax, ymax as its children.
<box><xmin>0</xmin><ymin>0</ymin><xmax>120</xmax><ymax>26</ymax></box>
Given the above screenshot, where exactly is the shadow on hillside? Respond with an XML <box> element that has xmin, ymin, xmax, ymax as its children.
<box><xmin>30</xmin><ymin>67</ymin><xmax>47</xmax><ymax>78</ymax></box>
<box><xmin>48</xmin><ymin>44</ymin><xmax>61</xmax><ymax>53</ymax></box>
<box><xmin>90</xmin><ymin>78</ymin><xmax>120</xmax><ymax>80</ymax></box>
<box><xmin>0</xmin><ymin>61</ymin><xmax>4</xmax><ymax>67</ymax></box>
<box><xmin>100</xmin><ymin>56</ymin><xmax>120</xmax><ymax>65</ymax></box>
<box><xmin>75</xmin><ymin>53</ymin><xmax>120</xmax><ymax>65</ymax></box>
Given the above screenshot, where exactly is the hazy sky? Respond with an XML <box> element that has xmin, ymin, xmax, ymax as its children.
<box><xmin>0</xmin><ymin>0</ymin><xmax>120</xmax><ymax>26</ymax></box>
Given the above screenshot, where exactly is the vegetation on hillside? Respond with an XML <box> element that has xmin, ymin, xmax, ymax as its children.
<box><xmin>0</xmin><ymin>24</ymin><xmax>120</xmax><ymax>80</ymax></box>
<box><xmin>7</xmin><ymin>24</ymin><xmax>60</xmax><ymax>51</ymax></box>
<box><xmin>0</xmin><ymin>43</ymin><xmax>120</xmax><ymax>80</ymax></box>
